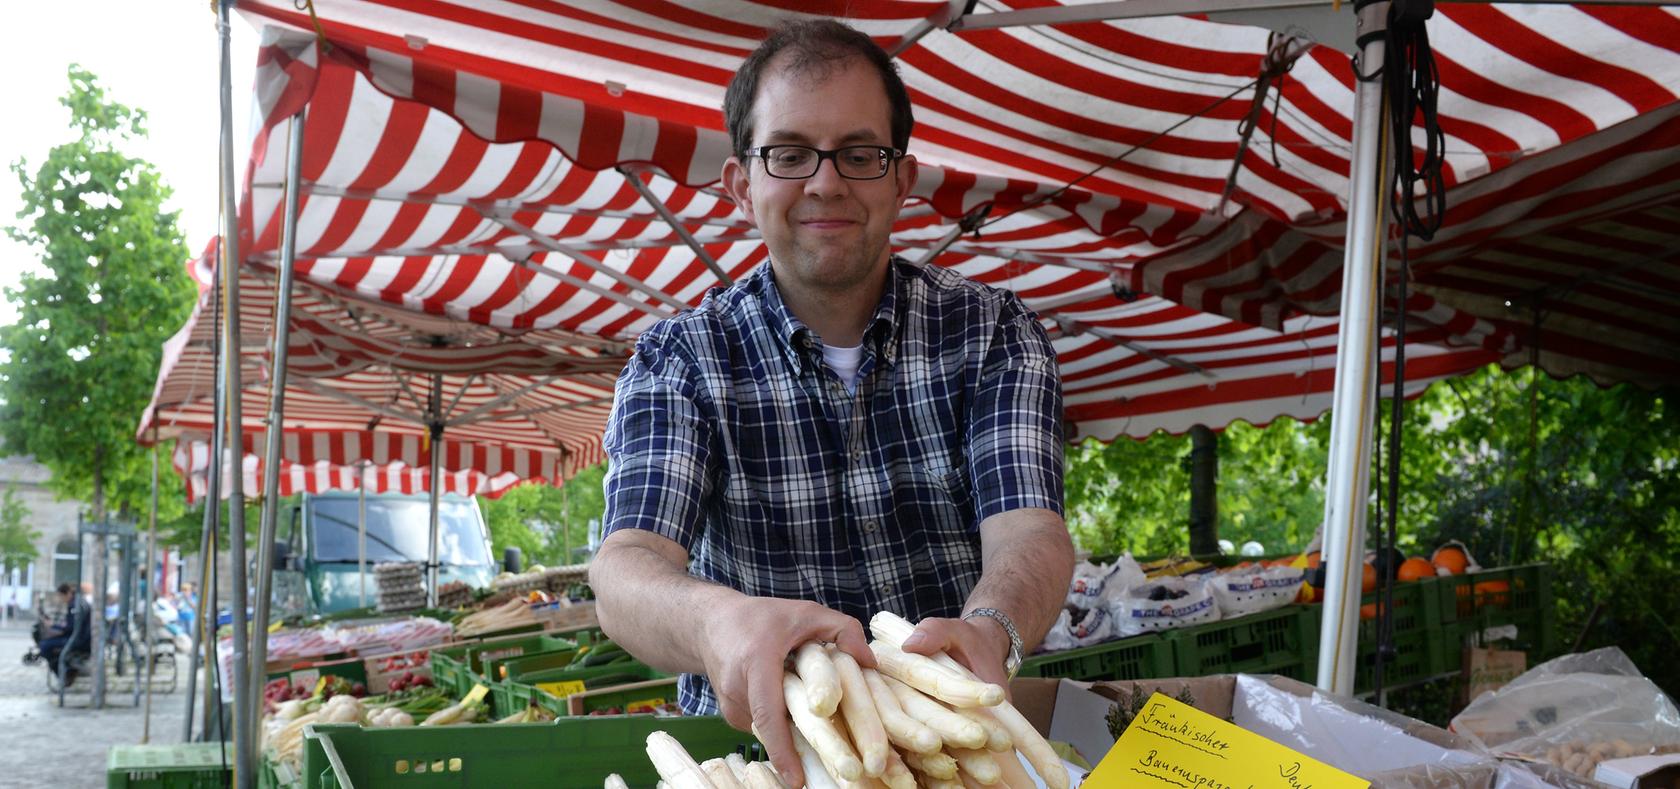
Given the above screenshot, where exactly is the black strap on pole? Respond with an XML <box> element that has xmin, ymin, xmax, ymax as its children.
<box><xmin>1356</xmin><ymin>0</ymin><xmax>1446</xmax><ymax>703</ymax></box>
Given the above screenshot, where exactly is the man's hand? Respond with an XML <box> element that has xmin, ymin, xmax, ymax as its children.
<box><xmin>898</xmin><ymin>616</ymin><xmax>1011</xmax><ymax>691</ymax></box>
<box><xmin>703</xmin><ymin>596</ymin><xmax>875</xmax><ymax>789</ymax></box>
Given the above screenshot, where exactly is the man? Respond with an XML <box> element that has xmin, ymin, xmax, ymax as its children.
<box><xmin>36</xmin><ymin>583</ymin><xmax>92</xmax><ymax>681</ymax></box>
<box><xmin>589</xmin><ymin>19</ymin><xmax>1074</xmax><ymax>787</ymax></box>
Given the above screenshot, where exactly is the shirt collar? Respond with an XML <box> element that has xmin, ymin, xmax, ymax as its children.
<box><xmin>754</xmin><ymin>257</ymin><xmax>906</xmax><ymax>372</ymax></box>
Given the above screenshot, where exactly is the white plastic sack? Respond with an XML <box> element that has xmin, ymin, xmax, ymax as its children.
<box><xmin>1113</xmin><ymin>576</ymin><xmax>1220</xmax><ymax>637</ymax></box>
<box><xmin>1450</xmin><ymin>647</ymin><xmax>1680</xmax><ymax>780</ymax></box>
<box><xmin>1207</xmin><ymin>564</ymin><xmax>1306</xmax><ymax>618</ymax></box>
<box><xmin>1066</xmin><ymin>554</ymin><xmax>1145</xmax><ymax>611</ymax></box>
<box><xmin>1232</xmin><ymin>674</ymin><xmax>1501</xmax><ymax>788</ymax></box>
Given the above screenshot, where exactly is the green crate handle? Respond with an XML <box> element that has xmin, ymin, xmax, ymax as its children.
<box><xmin>304</xmin><ymin>727</ymin><xmax>355</xmax><ymax>789</ymax></box>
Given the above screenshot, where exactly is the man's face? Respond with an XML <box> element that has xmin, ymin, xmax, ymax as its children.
<box><xmin>723</xmin><ymin>54</ymin><xmax>916</xmax><ymax>298</ymax></box>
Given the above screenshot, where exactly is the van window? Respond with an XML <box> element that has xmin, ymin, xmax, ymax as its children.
<box><xmin>310</xmin><ymin>498</ymin><xmax>490</xmax><ymax>566</ymax></box>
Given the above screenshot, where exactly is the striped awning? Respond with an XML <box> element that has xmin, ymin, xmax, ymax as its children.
<box><xmin>147</xmin><ymin>1</ymin><xmax>1679</xmax><ymax>498</ymax></box>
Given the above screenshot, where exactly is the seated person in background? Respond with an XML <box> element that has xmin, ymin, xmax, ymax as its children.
<box><xmin>37</xmin><ymin>584</ymin><xmax>93</xmax><ymax>679</ymax></box>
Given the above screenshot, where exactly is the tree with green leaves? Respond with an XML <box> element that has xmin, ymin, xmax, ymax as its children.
<box><xmin>0</xmin><ymin>487</ymin><xmax>38</xmax><ymax>575</ymax></box>
<box><xmin>480</xmin><ymin>463</ymin><xmax>607</xmax><ymax>567</ymax></box>
<box><xmin>1</xmin><ymin>64</ymin><xmax>195</xmax><ymax>523</ymax></box>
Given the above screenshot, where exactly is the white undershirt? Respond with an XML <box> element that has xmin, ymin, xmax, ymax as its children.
<box><xmin>821</xmin><ymin>342</ymin><xmax>864</xmax><ymax>395</ymax></box>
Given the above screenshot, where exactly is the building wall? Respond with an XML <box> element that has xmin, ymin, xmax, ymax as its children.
<box><xmin>0</xmin><ymin>452</ymin><xmax>88</xmax><ymax>611</ymax></box>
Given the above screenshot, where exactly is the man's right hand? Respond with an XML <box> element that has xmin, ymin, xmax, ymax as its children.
<box><xmin>702</xmin><ymin>596</ymin><xmax>875</xmax><ymax>789</ymax></box>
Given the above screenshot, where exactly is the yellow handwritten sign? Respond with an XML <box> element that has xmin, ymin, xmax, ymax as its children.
<box><xmin>463</xmin><ymin>683</ymin><xmax>491</xmax><ymax>705</ymax></box>
<box><xmin>1088</xmin><ymin>693</ymin><xmax>1370</xmax><ymax>789</ymax></box>
<box><xmin>536</xmin><ymin>679</ymin><xmax>587</xmax><ymax>699</ymax></box>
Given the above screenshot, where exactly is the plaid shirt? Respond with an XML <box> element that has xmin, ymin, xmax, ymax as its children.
<box><xmin>602</xmin><ymin>257</ymin><xmax>1064</xmax><ymax>714</ymax></box>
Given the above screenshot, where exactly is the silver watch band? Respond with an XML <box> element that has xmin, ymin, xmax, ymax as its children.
<box><xmin>963</xmin><ymin>607</ymin><xmax>1024</xmax><ymax>679</ymax></box>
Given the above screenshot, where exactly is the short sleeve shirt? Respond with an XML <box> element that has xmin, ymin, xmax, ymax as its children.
<box><xmin>601</xmin><ymin>256</ymin><xmax>1065</xmax><ymax>714</ymax></box>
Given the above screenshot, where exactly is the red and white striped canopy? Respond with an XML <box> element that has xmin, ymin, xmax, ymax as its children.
<box><xmin>223</xmin><ymin>0</ymin><xmax>1678</xmax><ymax>385</ymax></box>
<box><xmin>150</xmin><ymin>0</ymin><xmax>1680</xmax><ymax>497</ymax></box>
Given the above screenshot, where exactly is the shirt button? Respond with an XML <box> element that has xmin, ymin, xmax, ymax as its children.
<box><xmin>879</xmin><ymin>582</ymin><xmax>893</xmax><ymax>595</ymax></box>
<box><xmin>863</xmin><ymin>520</ymin><xmax>879</xmax><ymax>534</ymax></box>
<box><xmin>851</xmin><ymin>448</ymin><xmax>864</xmax><ymax>461</ymax></box>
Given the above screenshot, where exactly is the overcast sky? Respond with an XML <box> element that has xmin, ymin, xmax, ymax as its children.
<box><xmin>0</xmin><ymin>1</ymin><xmax>261</xmax><ymax>327</ymax></box>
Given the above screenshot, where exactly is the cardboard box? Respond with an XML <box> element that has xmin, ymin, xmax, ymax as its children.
<box><xmin>1595</xmin><ymin>754</ymin><xmax>1680</xmax><ymax>788</ymax></box>
<box><xmin>1009</xmin><ymin>674</ymin><xmax>1500</xmax><ymax>789</ymax></box>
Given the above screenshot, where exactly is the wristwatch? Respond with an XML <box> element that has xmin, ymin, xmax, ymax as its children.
<box><xmin>963</xmin><ymin>607</ymin><xmax>1024</xmax><ymax>680</ymax></box>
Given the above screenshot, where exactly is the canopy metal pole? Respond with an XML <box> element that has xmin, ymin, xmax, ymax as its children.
<box><xmin>184</xmin><ymin>246</ymin><xmax>228</xmax><ymax>743</ymax></box>
<box><xmin>216</xmin><ymin>1</ymin><xmax>253</xmax><ymax>782</ymax></box>
<box><xmin>142</xmin><ymin>433</ymin><xmax>159</xmax><ymax>742</ymax></box>
<box><xmin>247</xmin><ymin>109</ymin><xmax>306</xmax><ymax>773</ymax></box>
<box><xmin>1315</xmin><ymin>0</ymin><xmax>1390</xmax><ymax>696</ymax></box>
<box><xmin>358</xmin><ymin>461</ymin><xmax>368</xmax><ymax>609</ymax></box>
<box><xmin>426</xmin><ymin>375</ymin><xmax>444</xmax><ymax>608</ymax></box>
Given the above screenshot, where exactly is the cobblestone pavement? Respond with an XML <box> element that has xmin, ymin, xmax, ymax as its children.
<box><xmin>0</xmin><ymin>618</ymin><xmax>192</xmax><ymax>789</ymax></box>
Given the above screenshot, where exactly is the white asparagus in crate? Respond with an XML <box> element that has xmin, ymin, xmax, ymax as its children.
<box><xmin>871</xmin><ymin>641</ymin><xmax>1003</xmax><ymax>708</ymax></box>
<box><xmin>795</xmin><ymin>642</ymin><xmax>843</xmax><ymax>717</ymax></box>
<box><xmin>925</xmin><ymin>780</ymin><xmax>964</xmax><ymax>789</ymax></box>
<box><xmin>783</xmin><ymin>673</ymin><xmax>864</xmax><ymax>781</ymax></box>
<box><xmin>702</xmin><ymin>758</ymin><xmax>749</xmax><ymax>789</ymax></box>
<box><xmin>992</xmin><ymin>749</ymin><xmax>1035</xmax><ymax>789</ymax></box>
<box><xmin>883</xmin><ymin>677</ymin><xmax>987</xmax><ymax>749</ymax></box>
<box><xmin>861</xmin><ymin>668</ymin><xmax>942</xmax><ymax>754</ymax></box>
<box><xmin>873</xmin><ymin>613</ymin><xmax>1069</xmax><ymax>789</ymax></box>
<box><xmin>791</xmin><ymin>728</ymin><xmax>844</xmax><ymax>789</ymax></box>
<box><xmin>724</xmin><ymin>754</ymin><xmax>752</xmax><ymax>784</ymax></box>
<box><xmin>604</xmin><ymin>775</ymin><xmax>630</xmax><ymax>789</ymax></box>
<box><xmin>948</xmin><ymin>748</ymin><xmax>1002</xmax><ymax>785</ymax></box>
<box><xmin>645</xmin><ymin>731</ymin><xmax>720</xmax><ymax>789</ymax></box>
<box><xmin>901</xmin><ymin>750</ymin><xmax>960</xmax><ymax>780</ymax></box>
<box><xmin>742</xmin><ymin>761</ymin><xmax>787</xmax><ymax>789</ymax></box>
<box><xmin>827</xmin><ymin>647</ymin><xmax>889</xmax><ymax>776</ymax></box>
<box><xmin>880</xmin><ymin>749</ymin><xmax>916</xmax><ymax>789</ymax></box>
<box><xmin>953</xmin><ymin>706</ymin><xmax>1012</xmax><ymax>752</ymax></box>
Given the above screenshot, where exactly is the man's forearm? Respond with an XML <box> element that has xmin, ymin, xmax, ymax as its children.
<box><xmin>967</xmin><ymin>508</ymin><xmax>1075</xmax><ymax>651</ymax></box>
<box><xmin>588</xmin><ymin>534</ymin><xmax>743</xmax><ymax>675</ymax></box>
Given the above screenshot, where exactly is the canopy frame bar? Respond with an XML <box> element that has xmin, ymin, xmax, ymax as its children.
<box><xmin>947</xmin><ymin>0</ymin><xmax>1672</xmax><ymax>32</ymax></box>
<box><xmin>452</xmin><ymin>394</ymin><xmax>616</xmax><ymax>426</ymax></box>
<box><xmin>1050</xmin><ymin>315</ymin><xmax>1214</xmax><ymax>377</ymax></box>
<box><xmin>617</xmin><ymin>165</ymin><xmax>734</xmax><ymax>285</ymax></box>
<box><xmin>447</xmin><ymin>374</ymin><xmax>562</xmax><ymax>427</ymax></box>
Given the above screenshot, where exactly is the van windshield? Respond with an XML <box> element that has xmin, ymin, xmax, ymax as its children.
<box><xmin>310</xmin><ymin>498</ymin><xmax>490</xmax><ymax>566</ymax></box>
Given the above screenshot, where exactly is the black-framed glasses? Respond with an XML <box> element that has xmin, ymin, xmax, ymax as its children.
<box><xmin>749</xmin><ymin>145</ymin><xmax>904</xmax><ymax>180</ymax></box>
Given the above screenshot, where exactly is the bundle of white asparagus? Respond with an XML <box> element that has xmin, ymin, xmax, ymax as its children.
<box><xmin>619</xmin><ymin>612</ymin><xmax>1070</xmax><ymax>789</ymax></box>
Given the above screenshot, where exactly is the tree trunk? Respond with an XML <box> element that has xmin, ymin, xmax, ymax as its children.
<box><xmin>1188</xmin><ymin>425</ymin><xmax>1220</xmax><ymax>556</ymax></box>
<box><xmin>90</xmin><ymin>448</ymin><xmax>107</xmax><ymax>709</ymax></box>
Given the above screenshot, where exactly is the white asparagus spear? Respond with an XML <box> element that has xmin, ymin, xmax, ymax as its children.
<box><xmin>872</xmin><ymin>624</ymin><xmax>1068</xmax><ymax>789</ymax></box>
<box><xmin>958</xmin><ymin>770</ymin><xmax>989</xmax><ymax>789</ymax></box>
<box><xmin>795</xmin><ymin>642</ymin><xmax>843</xmax><ymax>717</ymax></box>
<box><xmin>883</xmin><ymin>677</ymin><xmax>987</xmax><ymax>749</ymax></box>
<box><xmin>901</xmin><ymin>750</ymin><xmax>960</xmax><ymax>780</ymax></box>
<box><xmin>871</xmin><ymin>641</ymin><xmax>1003</xmax><ymax>708</ymax></box>
<box><xmin>827</xmin><ymin>648</ymin><xmax>889</xmax><ymax>776</ymax></box>
<box><xmin>791</xmin><ymin>728</ymin><xmax>843</xmax><ymax>789</ymax></box>
<box><xmin>604</xmin><ymin>774</ymin><xmax>630</xmax><ymax>789</ymax></box>
<box><xmin>783</xmin><ymin>673</ymin><xmax>864</xmax><ymax>781</ymax></box>
<box><xmin>861</xmin><ymin>669</ymin><xmax>942</xmax><ymax>754</ymax></box>
<box><xmin>925</xmin><ymin>780</ymin><xmax>963</xmax><ymax>789</ymax></box>
<box><xmin>879</xmin><ymin>749</ymin><xmax>916</xmax><ymax>789</ymax></box>
<box><xmin>741</xmin><ymin>761</ymin><xmax>787</xmax><ymax>789</ymax></box>
<box><xmin>949</xmin><ymin>748</ymin><xmax>1002</xmax><ymax>785</ymax></box>
<box><xmin>724</xmin><ymin>754</ymin><xmax>752</xmax><ymax>784</ymax></box>
<box><xmin>992</xmin><ymin>749</ymin><xmax>1036</xmax><ymax>789</ymax></box>
<box><xmin>953</xmin><ymin>706</ymin><xmax>1012</xmax><ymax>752</ymax></box>
<box><xmin>703</xmin><ymin>758</ymin><xmax>749</xmax><ymax>789</ymax></box>
<box><xmin>646</xmin><ymin>731</ymin><xmax>721</xmax><ymax>789</ymax></box>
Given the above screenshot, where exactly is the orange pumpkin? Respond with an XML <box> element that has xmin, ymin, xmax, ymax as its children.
<box><xmin>1432</xmin><ymin>545</ymin><xmax>1470</xmax><ymax>575</ymax></box>
<box><xmin>1397</xmin><ymin>557</ymin><xmax>1437</xmax><ymax>582</ymax></box>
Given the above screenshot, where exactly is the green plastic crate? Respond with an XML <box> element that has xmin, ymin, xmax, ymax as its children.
<box><xmin>1166</xmin><ymin>606</ymin><xmax>1315</xmax><ymax>678</ymax></box>
<box><xmin>466</xmin><ymin>634</ymin><xmax>577</xmax><ymax>678</ymax></box>
<box><xmin>107</xmin><ymin>743</ymin><xmax>233</xmax><ymax>789</ymax></box>
<box><xmin>486</xmin><ymin>643</ymin><xmax>585</xmax><ymax>685</ymax></box>
<box><xmin>563</xmin><ymin>678</ymin><xmax>681</xmax><ymax>716</ymax></box>
<box><xmin>300</xmin><ymin>716</ymin><xmax>761</xmax><ymax>789</ymax></box>
<box><xmin>477</xmin><ymin>637</ymin><xmax>580</xmax><ymax>684</ymax></box>
<box><xmin>1017</xmin><ymin>634</ymin><xmax>1175</xmax><ymax>681</ymax></box>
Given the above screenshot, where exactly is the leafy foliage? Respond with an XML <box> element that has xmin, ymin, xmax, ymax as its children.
<box><xmin>0</xmin><ymin>65</ymin><xmax>195</xmax><ymax>521</ymax></box>
<box><xmin>0</xmin><ymin>487</ymin><xmax>39</xmax><ymax>573</ymax></box>
<box><xmin>479</xmin><ymin>463</ymin><xmax>608</xmax><ymax>567</ymax></box>
<box><xmin>1067</xmin><ymin>364</ymin><xmax>1679</xmax><ymax>698</ymax></box>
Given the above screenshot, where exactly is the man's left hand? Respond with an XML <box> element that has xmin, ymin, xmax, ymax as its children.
<box><xmin>898</xmin><ymin>616</ymin><xmax>1012</xmax><ymax>691</ymax></box>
